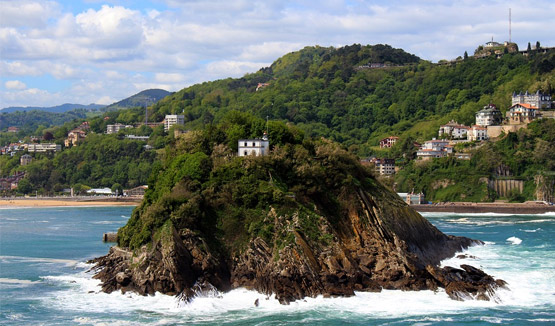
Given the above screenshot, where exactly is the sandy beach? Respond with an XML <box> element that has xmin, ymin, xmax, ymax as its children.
<box><xmin>0</xmin><ymin>197</ymin><xmax>141</xmax><ymax>208</ymax></box>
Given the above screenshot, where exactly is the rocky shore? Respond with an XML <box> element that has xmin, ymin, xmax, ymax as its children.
<box><xmin>90</xmin><ymin>189</ymin><xmax>506</xmax><ymax>304</ymax></box>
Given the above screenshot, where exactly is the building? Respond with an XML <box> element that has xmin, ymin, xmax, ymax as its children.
<box><xmin>397</xmin><ymin>192</ymin><xmax>426</xmax><ymax>205</ymax></box>
<box><xmin>20</xmin><ymin>154</ymin><xmax>32</xmax><ymax>166</ymax></box>
<box><xmin>368</xmin><ymin>158</ymin><xmax>395</xmax><ymax>175</ymax></box>
<box><xmin>164</xmin><ymin>115</ymin><xmax>184</xmax><ymax>131</ymax></box>
<box><xmin>64</xmin><ymin>129</ymin><xmax>86</xmax><ymax>147</ymax></box>
<box><xmin>468</xmin><ymin>125</ymin><xmax>488</xmax><ymax>141</ymax></box>
<box><xmin>438</xmin><ymin>120</ymin><xmax>470</xmax><ymax>139</ymax></box>
<box><xmin>512</xmin><ymin>90</ymin><xmax>552</xmax><ymax>109</ymax></box>
<box><xmin>27</xmin><ymin>143</ymin><xmax>61</xmax><ymax>153</ymax></box>
<box><xmin>416</xmin><ymin>139</ymin><xmax>453</xmax><ymax>160</ymax></box>
<box><xmin>379</xmin><ymin>136</ymin><xmax>399</xmax><ymax>148</ymax></box>
<box><xmin>106</xmin><ymin>123</ymin><xmax>133</xmax><ymax>134</ymax></box>
<box><xmin>125</xmin><ymin>135</ymin><xmax>150</xmax><ymax>141</ymax></box>
<box><xmin>256</xmin><ymin>83</ymin><xmax>270</xmax><ymax>91</ymax></box>
<box><xmin>475</xmin><ymin>104</ymin><xmax>502</xmax><ymax>126</ymax></box>
<box><xmin>238</xmin><ymin>134</ymin><xmax>269</xmax><ymax>156</ymax></box>
<box><xmin>124</xmin><ymin>185</ymin><xmax>148</xmax><ymax>197</ymax></box>
<box><xmin>0</xmin><ymin>172</ymin><xmax>25</xmax><ymax>191</ymax></box>
<box><xmin>7</xmin><ymin>127</ymin><xmax>19</xmax><ymax>133</ymax></box>
<box><xmin>507</xmin><ymin>103</ymin><xmax>538</xmax><ymax>124</ymax></box>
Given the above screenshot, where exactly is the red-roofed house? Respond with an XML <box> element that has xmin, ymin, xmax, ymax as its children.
<box><xmin>379</xmin><ymin>136</ymin><xmax>399</xmax><ymax>148</ymax></box>
<box><xmin>468</xmin><ymin>125</ymin><xmax>488</xmax><ymax>141</ymax></box>
<box><xmin>438</xmin><ymin>120</ymin><xmax>470</xmax><ymax>139</ymax></box>
<box><xmin>416</xmin><ymin>139</ymin><xmax>453</xmax><ymax>160</ymax></box>
<box><xmin>507</xmin><ymin>103</ymin><xmax>538</xmax><ymax>124</ymax></box>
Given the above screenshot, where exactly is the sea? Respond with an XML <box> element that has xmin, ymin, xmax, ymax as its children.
<box><xmin>0</xmin><ymin>206</ymin><xmax>554</xmax><ymax>325</ymax></box>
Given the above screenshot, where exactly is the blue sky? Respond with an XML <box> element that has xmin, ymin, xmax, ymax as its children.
<box><xmin>1</xmin><ymin>0</ymin><xmax>554</xmax><ymax>108</ymax></box>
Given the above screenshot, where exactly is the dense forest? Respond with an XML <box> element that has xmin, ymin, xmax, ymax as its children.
<box><xmin>1</xmin><ymin>43</ymin><xmax>554</xmax><ymax>201</ymax></box>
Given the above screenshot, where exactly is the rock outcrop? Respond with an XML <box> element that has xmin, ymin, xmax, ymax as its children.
<box><xmin>91</xmin><ymin>185</ymin><xmax>505</xmax><ymax>304</ymax></box>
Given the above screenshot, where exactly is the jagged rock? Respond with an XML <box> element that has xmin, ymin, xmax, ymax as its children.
<box><xmin>91</xmin><ymin>187</ymin><xmax>505</xmax><ymax>303</ymax></box>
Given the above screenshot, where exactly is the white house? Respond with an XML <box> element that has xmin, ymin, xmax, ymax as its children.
<box><xmin>164</xmin><ymin>115</ymin><xmax>185</xmax><ymax>131</ymax></box>
<box><xmin>507</xmin><ymin>103</ymin><xmax>538</xmax><ymax>124</ymax></box>
<box><xmin>27</xmin><ymin>143</ymin><xmax>61</xmax><ymax>153</ymax></box>
<box><xmin>368</xmin><ymin>158</ymin><xmax>395</xmax><ymax>175</ymax></box>
<box><xmin>475</xmin><ymin>104</ymin><xmax>502</xmax><ymax>126</ymax></box>
<box><xmin>416</xmin><ymin>139</ymin><xmax>453</xmax><ymax>160</ymax></box>
<box><xmin>438</xmin><ymin>120</ymin><xmax>469</xmax><ymax>139</ymax></box>
<box><xmin>512</xmin><ymin>90</ymin><xmax>552</xmax><ymax>109</ymax></box>
<box><xmin>107</xmin><ymin>123</ymin><xmax>133</xmax><ymax>134</ymax></box>
<box><xmin>468</xmin><ymin>125</ymin><xmax>488</xmax><ymax>141</ymax></box>
<box><xmin>238</xmin><ymin>134</ymin><xmax>269</xmax><ymax>156</ymax></box>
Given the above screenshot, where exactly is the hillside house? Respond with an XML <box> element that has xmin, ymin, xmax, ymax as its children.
<box><xmin>416</xmin><ymin>139</ymin><xmax>452</xmax><ymax>160</ymax></box>
<box><xmin>124</xmin><ymin>185</ymin><xmax>148</xmax><ymax>197</ymax></box>
<box><xmin>27</xmin><ymin>143</ymin><xmax>61</xmax><ymax>153</ymax></box>
<box><xmin>7</xmin><ymin>127</ymin><xmax>19</xmax><ymax>133</ymax></box>
<box><xmin>379</xmin><ymin>136</ymin><xmax>399</xmax><ymax>148</ymax></box>
<box><xmin>368</xmin><ymin>158</ymin><xmax>395</xmax><ymax>175</ymax></box>
<box><xmin>438</xmin><ymin>120</ymin><xmax>469</xmax><ymax>139</ymax></box>
<box><xmin>256</xmin><ymin>83</ymin><xmax>270</xmax><ymax>91</ymax></box>
<box><xmin>238</xmin><ymin>134</ymin><xmax>269</xmax><ymax>157</ymax></box>
<box><xmin>0</xmin><ymin>172</ymin><xmax>25</xmax><ymax>191</ymax></box>
<box><xmin>512</xmin><ymin>91</ymin><xmax>552</xmax><ymax>109</ymax></box>
<box><xmin>468</xmin><ymin>125</ymin><xmax>488</xmax><ymax>141</ymax></box>
<box><xmin>106</xmin><ymin>123</ymin><xmax>133</xmax><ymax>134</ymax></box>
<box><xmin>65</xmin><ymin>129</ymin><xmax>86</xmax><ymax>147</ymax></box>
<box><xmin>507</xmin><ymin>103</ymin><xmax>538</xmax><ymax>124</ymax></box>
<box><xmin>164</xmin><ymin>115</ymin><xmax>185</xmax><ymax>131</ymax></box>
<box><xmin>20</xmin><ymin>154</ymin><xmax>32</xmax><ymax>166</ymax></box>
<box><xmin>475</xmin><ymin>104</ymin><xmax>502</xmax><ymax>126</ymax></box>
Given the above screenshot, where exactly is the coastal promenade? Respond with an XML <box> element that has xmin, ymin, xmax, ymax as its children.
<box><xmin>412</xmin><ymin>202</ymin><xmax>555</xmax><ymax>214</ymax></box>
<box><xmin>0</xmin><ymin>196</ymin><xmax>141</xmax><ymax>207</ymax></box>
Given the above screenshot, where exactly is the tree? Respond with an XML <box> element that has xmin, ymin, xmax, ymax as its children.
<box><xmin>17</xmin><ymin>178</ymin><xmax>32</xmax><ymax>194</ymax></box>
<box><xmin>527</xmin><ymin>42</ymin><xmax>532</xmax><ymax>52</ymax></box>
<box><xmin>536</xmin><ymin>41</ymin><xmax>541</xmax><ymax>50</ymax></box>
<box><xmin>43</xmin><ymin>131</ymin><xmax>54</xmax><ymax>141</ymax></box>
<box><xmin>464</xmin><ymin>51</ymin><xmax>468</xmax><ymax>60</ymax></box>
<box><xmin>111</xmin><ymin>183</ymin><xmax>123</xmax><ymax>196</ymax></box>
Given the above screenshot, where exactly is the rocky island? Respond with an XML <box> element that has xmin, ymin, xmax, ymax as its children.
<box><xmin>91</xmin><ymin>116</ymin><xmax>506</xmax><ymax>304</ymax></box>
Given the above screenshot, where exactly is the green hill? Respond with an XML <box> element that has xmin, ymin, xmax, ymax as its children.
<box><xmin>146</xmin><ymin>44</ymin><xmax>554</xmax><ymax>155</ymax></box>
<box><xmin>103</xmin><ymin>89</ymin><xmax>172</xmax><ymax>111</ymax></box>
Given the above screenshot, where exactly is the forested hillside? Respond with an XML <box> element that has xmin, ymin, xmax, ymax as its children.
<box><xmin>146</xmin><ymin>44</ymin><xmax>554</xmax><ymax>155</ymax></box>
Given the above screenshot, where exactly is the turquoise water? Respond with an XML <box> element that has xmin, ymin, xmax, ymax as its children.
<box><xmin>0</xmin><ymin>207</ymin><xmax>554</xmax><ymax>325</ymax></box>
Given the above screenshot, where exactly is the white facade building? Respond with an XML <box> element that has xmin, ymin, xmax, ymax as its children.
<box><xmin>416</xmin><ymin>139</ymin><xmax>453</xmax><ymax>160</ymax></box>
<box><xmin>27</xmin><ymin>143</ymin><xmax>61</xmax><ymax>153</ymax></box>
<box><xmin>164</xmin><ymin>115</ymin><xmax>185</xmax><ymax>131</ymax></box>
<box><xmin>475</xmin><ymin>104</ymin><xmax>502</xmax><ymax>126</ymax></box>
<box><xmin>468</xmin><ymin>125</ymin><xmax>488</xmax><ymax>141</ymax></box>
<box><xmin>238</xmin><ymin>135</ymin><xmax>269</xmax><ymax>156</ymax></box>
<box><xmin>369</xmin><ymin>158</ymin><xmax>395</xmax><ymax>175</ymax></box>
<box><xmin>107</xmin><ymin>123</ymin><xmax>133</xmax><ymax>134</ymax></box>
<box><xmin>438</xmin><ymin>121</ymin><xmax>469</xmax><ymax>139</ymax></box>
<box><xmin>512</xmin><ymin>91</ymin><xmax>552</xmax><ymax>109</ymax></box>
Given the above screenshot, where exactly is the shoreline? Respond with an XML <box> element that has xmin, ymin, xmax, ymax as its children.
<box><xmin>0</xmin><ymin>197</ymin><xmax>141</xmax><ymax>208</ymax></box>
<box><xmin>412</xmin><ymin>202</ymin><xmax>555</xmax><ymax>214</ymax></box>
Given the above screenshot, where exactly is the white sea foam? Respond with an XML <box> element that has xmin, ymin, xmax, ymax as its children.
<box><xmin>0</xmin><ymin>255</ymin><xmax>79</xmax><ymax>266</ymax></box>
<box><xmin>0</xmin><ymin>278</ymin><xmax>40</xmax><ymax>285</ymax></box>
<box><xmin>506</xmin><ymin>236</ymin><xmax>522</xmax><ymax>245</ymax></box>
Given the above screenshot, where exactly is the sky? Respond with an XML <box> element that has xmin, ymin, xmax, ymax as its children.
<box><xmin>0</xmin><ymin>0</ymin><xmax>553</xmax><ymax>109</ymax></box>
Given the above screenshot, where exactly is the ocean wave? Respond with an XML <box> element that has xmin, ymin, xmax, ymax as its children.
<box><xmin>506</xmin><ymin>236</ymin><xmax>522</xmax><ymax>245</ymax></box>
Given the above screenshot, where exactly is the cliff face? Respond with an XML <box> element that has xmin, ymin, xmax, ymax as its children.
<box><xmin>91</xmin><ymin>124</ymin><xmax>505</xmax><ymax>303</ymax></box>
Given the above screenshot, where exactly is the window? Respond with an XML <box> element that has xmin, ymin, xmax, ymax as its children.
<box><xmin>244</xmin><ymin>151</ymin><xmax>247</xmax><ymax>156</ymax></box>
<box><xmin>244</xmin><ymin>142</ymin><xmax>247</xmax><ymax>146</ymax></box>
<box><xmin>252</xmin><ymin>142</ymin><xmax>255</xmax><ymax>147</ymax></box>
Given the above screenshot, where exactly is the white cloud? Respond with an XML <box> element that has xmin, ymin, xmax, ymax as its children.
<box><xmin>155</xmin><ymin>73</ymin><xmax>186</xmax><ymax>83</ymax></box>
<box><xmin>4</xmin><ymin>80</ymin><xmax>27</xmax><ymax>90</ymax></box>
<box><xmin>0</xmin><ymin>0</ymin><xmax>60</xmax><ymax>28</ymax></box>
<box><xmin>95</xmin><ymin>95</ymin><xmax>116</xmax><ymax>105</ymax></box>
<box><xmin>1</xmin><ymin>0</ymin><xmax>554</xmax><ymax>108</ymax></box>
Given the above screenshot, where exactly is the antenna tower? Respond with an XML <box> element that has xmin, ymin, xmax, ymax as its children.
<box><xmin>509</xmin><ymin>8</ymin><xmax>512</xmax><ymax>43</ymax></box>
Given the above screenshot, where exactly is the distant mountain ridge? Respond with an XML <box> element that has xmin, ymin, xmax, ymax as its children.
<box><xmin>1</xmin><ymin>89</ymin><xmax>172</xmax><ymax>113</ymax></box>
<box><xmin>102</xmin><ymin>89</ymin><xmax>172</xmax><ymax>111</ymax></box>
<box><xmin>1</xmin><ymin>103</ymin><xmax>105</xmax><ymax>113</ymax></box>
